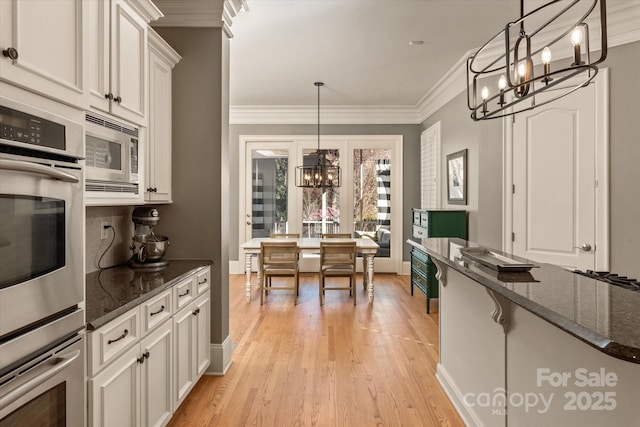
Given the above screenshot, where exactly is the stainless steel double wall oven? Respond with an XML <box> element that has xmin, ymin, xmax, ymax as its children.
<box><xmin>0</xmin><ymin>96</ymin><xmax>85</xmax><ymax>426</ymax></box>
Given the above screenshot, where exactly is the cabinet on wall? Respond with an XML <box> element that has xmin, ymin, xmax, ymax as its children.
<box><xmin>410</xmin><ymin>209</ymin><xmax>467</xmax><ymax>313</ymax></box>
<box><xmin>0</xmin><ymin>0</ymin><xmax>85</xmax><ymax>107</ymax></box>
<box><xmin>88</xmin><ymin>266</ymin><xmax>210</xmax><ymax>427</ymax></box>
<box><xmin>146</xmin><ymin>29</ymin><xmax>181</xmax><ymax>203</ymax></box>
<box><xmin>85</xmin><ymin>0</ymin><xmax>161</xmax><ymax>126</ymax></box>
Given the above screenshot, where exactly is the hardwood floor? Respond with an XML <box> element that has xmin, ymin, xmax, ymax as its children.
<box><xmin>168</xmin><ymin>273</ymin><xmax>464</xmax><ymax>426</ymax></box>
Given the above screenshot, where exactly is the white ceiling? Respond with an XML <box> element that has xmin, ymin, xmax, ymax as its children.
<box><xmin>150</xmin><ymin>0</ymin><xmax>637</xmax><ymax>121</ymax></box>
<box><xmin>228</xmin><ymin>0</ymin><xmax>546</xmax><ymax>109</ymax></box>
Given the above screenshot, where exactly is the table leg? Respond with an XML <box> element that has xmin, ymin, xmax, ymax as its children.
<box><xmin>366</xmin><ymin>254</ymin><xmax>375</xmax><ymax>303</ymax></box>
<box><xmin>362</xmin><ymin>257</ymin><xmax>367</xmax><ymax>291</ymax></box>
<box><xmin>244</xmin><ymin>253</ymin><xmax>253</xmax><ymax>302</ymax></box>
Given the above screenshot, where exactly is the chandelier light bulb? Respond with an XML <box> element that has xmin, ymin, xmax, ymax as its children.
<box><xmin>541</xmin><ymin>47</ymin><xmax>552</xmax><ymax>65</ymax></box>
<box><xmin>481</xmin><ymin>87</ymin><xmax>489</xmax><ymax>100</ymax></box>
<box><xmin>498</xmin><ymin>75</ymin><xmax>507</xmax><ymax>91</ymax></box>
<box><xmin>518</xmin><ymin>62</ymin><xmax>527</xmax><ymax>78</ymax></box>
<box><xmin>571</xmin><ymin>27</ymin><xmax>583</xmax><ymax>46</ymax></box>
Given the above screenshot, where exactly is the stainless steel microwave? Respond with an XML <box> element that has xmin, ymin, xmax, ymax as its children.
<box><xmin>85</xmin><ymin>112</ymin><xmax>139</xmax><ymax>194</ymax></box>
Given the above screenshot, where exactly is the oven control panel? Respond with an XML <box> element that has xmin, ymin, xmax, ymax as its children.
<box><xmin>0</xmin><ymin>105</ymin><xmax>64</xmax><ymax>150</ymax></box>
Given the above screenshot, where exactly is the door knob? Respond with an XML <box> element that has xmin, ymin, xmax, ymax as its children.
<box><xmin>574</xmin><ymin>243</ymin><xmax>592</xmax><ymax>252</ymax></box>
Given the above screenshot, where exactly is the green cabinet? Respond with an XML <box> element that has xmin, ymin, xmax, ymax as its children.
<box><xmin>410</xmin><ymin>209</ymin><xmax>467</xmax><ymax>313</ymax></box>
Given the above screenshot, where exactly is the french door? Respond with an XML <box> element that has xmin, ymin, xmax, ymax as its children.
<box><xmin>241</xmin><ymin>135</ymin><xmax>402</xmax><ymax>273</ymax></box>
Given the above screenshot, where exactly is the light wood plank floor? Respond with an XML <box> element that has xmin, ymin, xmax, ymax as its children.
<box><xmin>168</xmin><ymin>273</ymin><xmax>464</xmax><ymax>426</ymax></box>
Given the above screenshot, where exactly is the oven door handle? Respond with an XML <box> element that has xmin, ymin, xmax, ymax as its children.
<box><xmin>0</xmin><ymin>350</ymin><xmax>80</xmax><ymax>409</ymax></box>
<box><xmin>0</xmin><ymin>159</ymin><xmax>79</xmax><ymax>183</ymax></box>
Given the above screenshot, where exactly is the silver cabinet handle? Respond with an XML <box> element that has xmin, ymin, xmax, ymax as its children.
<box><xmin>574</xmin><ymin>243</ymin><xmax>592</xmax><ymax>252</ymax></box>
<box><xmin>0</xmin><ymin>159</ymin><xmax>79</xmax><ymax>182</ymax></box>
<box><xmin>0</xmin><ymin>350</ymin><xmax>80</xmax><ymax>409</ymax></box>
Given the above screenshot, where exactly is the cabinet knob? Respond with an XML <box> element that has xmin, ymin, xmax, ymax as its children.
<box><xmin>192</xmin><ymin>307</ymin><xmax>200</xmax><ymax>316</ymax></box>
<box><xmin>105</xmin><ymin>93</ymin><xmax>113</xmax><ymax>100</ymax></box>
<box><xmin>114</xmin><ymin>96</ymin><xmax>122</xmax><ymax>104</ymax></box>
<box><xmin>2</xmin><ymin>47</ymin><xmax>18</xmax><ymax>60</ymax></box>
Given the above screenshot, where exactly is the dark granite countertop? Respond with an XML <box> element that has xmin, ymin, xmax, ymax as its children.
<box><xmin>408</xmin><ymin>238</ymin><xmax>640</xmax><ymax>364</ymax></box>
<box><xmin>85</xmin><ymin>259</ymin><xmax>213</xmax><ymax>330</ymax></box>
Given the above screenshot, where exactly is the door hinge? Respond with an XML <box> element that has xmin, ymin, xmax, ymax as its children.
<box><xmin>512</xmin><ymin>184</ymin><xmax>515</xmax><ymax>194</ymax></box>
<box><xmin>512</xmin><ymin>232</ymin><xmax>515</xmax><ymax>242</ymax></box>
<box><xmin>595</xmin><ymin>179</ymin><xmax>598</xmax><ymax>189</ymax></box>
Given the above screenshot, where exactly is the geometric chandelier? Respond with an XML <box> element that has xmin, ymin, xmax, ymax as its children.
<box><xmin>295</xmin><ymin>82</ymin><xmax>341</xmax><ymax>188</ymax></box>
<box><xmin>467</xmin><ymin>0</ymin><xmax>607</xmax><ymax>121</ymax></box>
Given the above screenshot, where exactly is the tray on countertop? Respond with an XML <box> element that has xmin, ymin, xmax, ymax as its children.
<box><xmin>460</xmin><ymin>247</ymin><xmax>538</xmax><ymax>272</ymax></box>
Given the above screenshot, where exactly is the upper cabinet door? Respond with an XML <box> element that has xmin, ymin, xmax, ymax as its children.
<box><xmin>110</xmin><ymin>0</ymin><xmax>147</xmax><ymax>125</ymax></box>
<box><xmin>0</xmin><ymin>0</ymin><xmax>85</xmax><ymax>108</ymax></box>
<box><xmin>85</xmin><ymin>0</ymin><xmax>147</xmax><ymax>126</ymax></box>
<box><xmin>86</xmin><ymin>0</ymin><xmax>111</xmax><ymax>113</ymax></box>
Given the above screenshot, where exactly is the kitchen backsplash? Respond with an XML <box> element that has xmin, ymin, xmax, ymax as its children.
<box><xmin>86</xmin><ymin>206</ymin><xmax>135</xmax><ymax>273</ymax></box>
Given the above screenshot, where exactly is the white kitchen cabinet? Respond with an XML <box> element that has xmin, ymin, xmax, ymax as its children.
<box><xmin>174</xmin><ymin>290</ymin><xmax>210</xmax><ymax>408</ymax></box>
<box><xmin>88</xmin><ymin>266</ymin><xmax>210</xmax><ymax>426</ymax></box>
<box><xmin>140</xmin><ymin>320</ymin><xmax>174</xmax><ymax>427</ymax></box>
<box><xmin>89</xmin><ymin>319</ymin><xmax>172</xmax><ymax>427</ymax></box>
<box><xmin>0</xmin><ymin>0</ymin><xmax>85</xmax><ymax>107</ymax></box>
<box><xmin>146</xmin><ymin>29</ymin><xmax>180</xmax><ymax>203</ymax></box>
<box><xmin>86</xmin><ymin>0</ymin><xmax>161</xmax><ymax>126</ymax></box>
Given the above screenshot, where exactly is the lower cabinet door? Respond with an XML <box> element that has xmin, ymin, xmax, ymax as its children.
<box><xmin>89</xmin><ymin>346</ymin><xmax>141</xmax><ymax>427</ymax></box>
<box><xmin>141</xmin><ymin>320</ymin><xmax>173</xmax><ymax>427</ymax></box>
<box><xmin>173</xmin><ymin>305</ymin><xmax>195</xmax><ymax>407</ymax></box>
<box><xmin>194</xmin><ymin>292</ymin><xmax>210</xmax><ymax>377</ymax></box>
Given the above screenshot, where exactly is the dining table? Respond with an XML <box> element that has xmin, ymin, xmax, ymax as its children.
<box><xmin>240</xmin><ymin>237</ymin><xmax>380</xmax><ymax>303</ymax></box>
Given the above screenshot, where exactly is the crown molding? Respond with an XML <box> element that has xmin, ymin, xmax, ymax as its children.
<box><xmin>230</xmin><ymin>105</ymin><xmax>421</xmax><ymax>125</ymax></box>
<box><xmin>148</xmin><ymin>27</ymin><xmax>182</xmax><ymax>66</ymax></box>
<box><xmin>152</xmin><ymin>0</ymin><xmax>248</xmax><ymax>34</ymax></box>
<box><xmin>229</xmin><ymin>2</ymin><xmax>640</xmax><ymax>126</ymax></box>
<box><xmin>127</xmin><ymin>0</ymin><xmax>163</xmax><ymax>22</ymax></box>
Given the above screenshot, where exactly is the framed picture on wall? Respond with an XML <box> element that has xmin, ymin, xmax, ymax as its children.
<box><xmin>447</xmin><ymin>149</ymin><xmax>467</xmax><ymax>205</ymax></box>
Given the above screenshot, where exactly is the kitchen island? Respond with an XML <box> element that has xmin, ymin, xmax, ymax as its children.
<box><xmin>409</xmin><ymin>238</ymin><xmax>640</xmax><ymax>427</ymax></box>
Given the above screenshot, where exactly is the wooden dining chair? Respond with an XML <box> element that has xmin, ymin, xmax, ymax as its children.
<box><xmin>320</xmin><ymin>233</ymin><xmax>352</xmax><ymax>239</ymax></box>
<box><xmin>260</xmin><ymin>241</ymin><xmax>300</xmax><ymax>305</ymax></box>
<box><xmin>319</xmin><ymin>241</ymin><xmax>357</xmax><ymax>306</ymax></box>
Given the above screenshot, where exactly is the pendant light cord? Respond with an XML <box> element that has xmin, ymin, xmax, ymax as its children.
<box><xmin>315</xmin><ymin>82</ymin><xmax>323</xmax><ymax>159</ymax></box>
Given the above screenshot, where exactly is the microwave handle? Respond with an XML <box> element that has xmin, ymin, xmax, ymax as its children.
<box><xmin>0</xmin><ymin>159</ymin><xmax>79</xmax><ymax>183</ymax></box>
<box><xmin>0</xmin><ymin>350</ymin><xmax>81</xmax><ymax>409</ymax></box>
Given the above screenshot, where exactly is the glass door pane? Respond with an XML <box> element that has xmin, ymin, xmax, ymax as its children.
<box><xmin>301</xmin><ymin>149</ymin><xmax>340</xmax><ymax>237</ymax></box>
<box><xmin>353</xmin><ymin>149</ymin><xmax>391</xmax><ymax>257</ymax></box>
<box><xmin>250</xmin><ymin>149</ymin><xmax>289</xmax><ymax>238</ymax></box>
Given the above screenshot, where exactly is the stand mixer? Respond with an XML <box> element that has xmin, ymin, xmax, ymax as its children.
<box><xmin>129</xmin><ymin>207</ymin><xmax>170</xmax><ymax>269</ymax></box>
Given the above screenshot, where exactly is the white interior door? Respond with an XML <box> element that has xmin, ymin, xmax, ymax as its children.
<box><xmin>510</xmin><ymin>75</ymin><xmax>608</xmax><ymax>270</ymax></box>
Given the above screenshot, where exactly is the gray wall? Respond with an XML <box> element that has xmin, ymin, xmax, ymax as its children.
<box><xmin>419</xmin><ymin>41</ymin><xmax>640</xmax><ymax>277</ymax></box>
<box><xmin>228</xmin><ymin>123</ymin><xmax>422</xmax><ymax>262</ymax></box>
<box><xmin>421</xmin><ymin>93</ymin><xmax>503</xmax><ymax>249</ymax></box>
<box><xmin>608</xmin><ymin>41</ymin><xmax>640</xmax><ymax>277</ymax></box>
<box><xmin>154</xmin><ymin>27</ymin><xmax>230</xmax><ymax>349</ymax></box>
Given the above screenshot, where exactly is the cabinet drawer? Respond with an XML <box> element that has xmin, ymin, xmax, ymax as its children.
<box><xmin>420</xmin><ymin>211</ymin><xmax>429</xmax><ymax>227</ymax></box>
<box><xmin>196</xmin><ymin>268</ymin><xmax>210</xmax><ymax>295</ymax></box>
<box><xmin>412</xmin><ymin>224</ymin><xmax>427</xmax><ymax>239</ymax></box>
<box><xmin>142</xmin><ymin>289</ymin><xmax>172</xmax><ymax>334</ymax></box>
<box><xmin>411</xmin><ymin>269</ymin><xmax>428</xmax><ymax>295</ymax></box>
<box><xmin>411</xmin><ymin>253</ymin><xmax>428</xmax><ymax>272</ymax></box>
<box><xmin>174</xmin><ymin>276</ymin><xmax>195</xmax><ymax>311</ymax></box>
<box><xmin>413</xmin><ymin>210</ymin><xmax>421</xmax><ymax>225</ymax></box>
<box><xmin>89</xmin><ymin>307</ymin><xmax>141</xmax><ymax>376</ymax></box>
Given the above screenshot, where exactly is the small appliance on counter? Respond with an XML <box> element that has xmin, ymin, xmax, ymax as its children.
<box><xmin>129</xmin><ymin>207</ymin><xmax>170</xmax><ymax>269</ymax></box>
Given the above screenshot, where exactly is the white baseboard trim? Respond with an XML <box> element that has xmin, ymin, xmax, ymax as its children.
<box><xmin>401</xmin><ymin>260</ymin><xmax>411</xmax><ymax>275</ymax></box>
<box><xmin>206</xmin><ymin>334</ymin><xmax>235</xmax><ymax>375</ymax></box>
<box><xmin>436</xmin><ymin>363</ymin><xmax>482</xmax><ymax>427</ymax></box>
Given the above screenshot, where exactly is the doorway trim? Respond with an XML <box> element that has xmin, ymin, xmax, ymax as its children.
<box><xmin>236</xmin><ymin>134</ymin><xmax>404</xmax><ymax>274</ymax></box>
<box><xmin>502</xmin><ymin>69</ymin><xmax>609</xmax><ymax>270</ymax></box>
